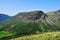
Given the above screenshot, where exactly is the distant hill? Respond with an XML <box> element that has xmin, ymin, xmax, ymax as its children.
<box><xmin>47</xmin><ymin>10</ymin><xmax>60</xmax><ymax>26</ymax></box>
<box><xmin>0</xmin><ymin>14</ymin><xmax>11</xmax><ymax>23</ymax></box>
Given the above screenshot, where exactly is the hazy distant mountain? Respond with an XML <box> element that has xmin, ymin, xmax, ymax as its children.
<box><xmin>0</xmin><ymin>14</ymin><xmax>11</xmax><ymax>23</ymax></box>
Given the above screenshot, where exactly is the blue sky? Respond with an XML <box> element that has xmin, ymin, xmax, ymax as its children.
<box><xmin>0</xmin><ymin>0</ymin><xmax>60</xmax><ymax>16</ymax></box>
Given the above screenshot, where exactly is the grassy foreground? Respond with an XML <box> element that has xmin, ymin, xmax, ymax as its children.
<box><xmin>11</xmin><ymin>32</ymin><xmax>60</xmax><ymax>40</ymax></box>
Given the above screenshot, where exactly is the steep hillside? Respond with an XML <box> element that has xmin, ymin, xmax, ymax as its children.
<box><xmin>0</xmin><ymin>14</ymin><xmax>11</xmax><ymax>23</ymax></box>
<box><xmin>0</xmin><ymin>10</ymin><xmax>60</xmax><ymax>39</ymax></box>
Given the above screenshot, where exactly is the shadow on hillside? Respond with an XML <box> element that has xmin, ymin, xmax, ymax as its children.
<box><xmin>0</xmin><ymin>37</ymin><xmax>10</xmax><ymax>40</ymax></box>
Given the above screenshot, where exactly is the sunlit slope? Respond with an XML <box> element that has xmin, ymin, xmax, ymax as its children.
<box><xmin>11</xmin><ymin>32</ymin><xmax>60</xmax><ymax>40</ymax></box>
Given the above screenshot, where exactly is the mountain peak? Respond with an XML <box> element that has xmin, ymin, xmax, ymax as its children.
<box><xmin>14</xmin><ymin>10</ymin><xmax>47</xmax><ymax>21</ymax></box>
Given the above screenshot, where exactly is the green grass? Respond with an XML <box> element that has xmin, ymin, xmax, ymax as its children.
<box><xmin>0</xmin><ymin>31</ymin><xmax>13</xmax><ymax>38</ymax></box>
<box><xmin>11</xmin><ymin>32</ymin><xmax>60</xmax><ymax>40</ymax></box>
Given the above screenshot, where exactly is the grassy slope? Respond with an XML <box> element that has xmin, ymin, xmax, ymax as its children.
<box><xmin>0</xmin><ymin>19</ymin><xmax>60</xmax><ymax>40</ymax></box>
<box><xmin>0</xmin><ymin>31</ymin><xmax>13</xmax><ymax>38</ymax></box>
<box><xmin>11</xmin><ymin>32</ymin><xmax>60</xmax><ymax>40</ymax></box>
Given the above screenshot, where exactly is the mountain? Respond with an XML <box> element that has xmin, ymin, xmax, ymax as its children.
<box><xmin>1</xmin><ymin>10</ymin><xmax>60</xmax><ymax>33</ymax></box>
<box><xmin>0</xmin><ymin>14</ymin><xmax>11</xmax><ymax>23</ymax></box>
<box><xmin>0</xmin><ymin>10</ymin><xmax>60</xmax><ymax>40</ymax></box>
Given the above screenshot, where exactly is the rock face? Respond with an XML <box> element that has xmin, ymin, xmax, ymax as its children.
<box><xmin>0</xmin><ymin>14</ymin><xmax>11</xmax><ymax>23</ymax></box>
